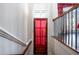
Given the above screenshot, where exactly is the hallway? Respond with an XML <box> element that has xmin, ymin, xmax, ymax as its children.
<box><xmin>0</xmin><ymin>3</ymin><xmax>79</xmax><ymax>55</ymax></box>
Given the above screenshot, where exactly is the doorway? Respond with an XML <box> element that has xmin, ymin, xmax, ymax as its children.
<box><xmin>34</xmin><ymin>18</ymin><xmax>47</xmax><ymax>55</ymax></box>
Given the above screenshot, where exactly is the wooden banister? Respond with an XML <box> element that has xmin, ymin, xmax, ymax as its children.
<box><xmin>53</xmin><ymin>4</ymin><xmax>79</xmax><ymax>21</ymax></box>
<box><xmin>52</xmin><ymin>4</ymin><xmax>79</xmax><ymax>54</ymax></box>
<box><xmin>22</xmin><ymin>40</ymin><xmax>32</xmax><ymax>55</ymax></box>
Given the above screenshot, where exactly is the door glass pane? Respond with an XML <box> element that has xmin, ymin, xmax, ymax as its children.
<box><xmin>42</xmin><ymin>29</ymin><xmax>46</xmax><ymax>36</ymax></box>
<box><xmin>35</xmin><ymin>19</ymin><xmax>40</xmax><ymax>27</ymax></box>
<box><xmin>42</xmin><ymin>37</ymin><xmax>46</xmax><ymax>45</ymax></box>
<box><xmin>35</xmin><ymin>38</ymin><xmax>41</xmax><ymax>45</ymax></box>
<box><xmin>36</xmin><ymin>29</ymin><xmax>41</xmax><ymax>36</ymax></box>
<box><xmin>41</xmin><ymin>20</ymin><xmax>46</xmax><ymax>27</ymax></box>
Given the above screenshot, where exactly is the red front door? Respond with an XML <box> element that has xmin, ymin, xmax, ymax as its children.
<box><xmin>34</xmin><ymin>18</ymin><xmax>47</xmax><ymax>55</ymax></box>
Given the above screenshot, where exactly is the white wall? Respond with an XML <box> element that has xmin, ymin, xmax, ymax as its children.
<box><xmin>50</xmin><ymin>3</ymin><xmax>58</xmax><ymax>36</ymax></box>
<box><xmin>0</xmin><ymin>3</ymin><xmax>32</xmax><ymax>54</ymax></box>
<box><xmin>26</xmin><ymin>4</ymin><xmax>32</xmax><ymax>41</ymax></box>
<box><xmin>0</xmin><ymin>36</ymin><xmax>25</xmax><ymax>55</ymax></box>
<box><xmin>48</xmin><ymin>3</ymin><xmax>58</xmax><ymax>54</ymax></box>
<box><xmin>0</xmin><ymin>3</ymin><xmax>26</xmax><ymax>41</ymax></box>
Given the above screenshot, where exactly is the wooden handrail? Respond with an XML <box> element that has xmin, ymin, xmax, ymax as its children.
<box><xmin>11</xmin><ymin>40</ymin><xmax>32</xmax><ymax>55</ymax></box>
<box><xmin>22</xmin><ymin>40</ymin><xmax>32</xmax><ymax>55</ymax></box>
<box><xmin>53</xmin><ymin>4</ymin><xmax>79</xmax><ymax>21</ymax></box>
